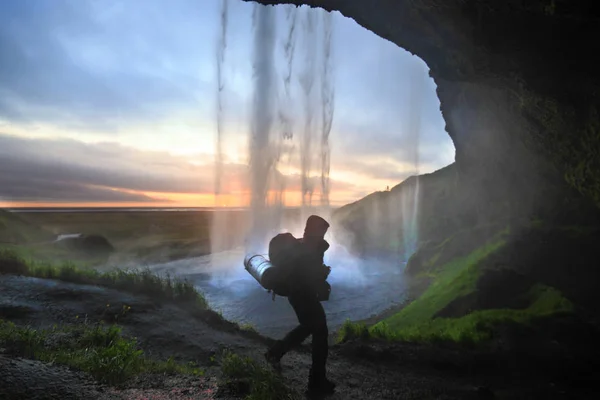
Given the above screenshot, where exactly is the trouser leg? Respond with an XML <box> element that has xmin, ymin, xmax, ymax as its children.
<box><xmin>271</xmin><ymin>324</ymin><xmax>311</xmax><ymax>356</ymax></box>
<box><xmin>308</xmin><ymin>301</ymin><xmax>328</xmax><ymax>379</ymax></box>
<box><xmin>268</xmin><ymin>296</ymin><xmax>312</xmax><ymax>358</ymax></box>
<box><xmin>288</xmin><ymin>294</ymin><xmax>329</xmax><ymax>379</ymax></box>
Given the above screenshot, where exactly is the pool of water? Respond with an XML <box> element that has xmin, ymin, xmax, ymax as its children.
<box><xmin>146</xmin><ymin>247</ymin><xmax>406</xmax><ymax>338</ymax></box>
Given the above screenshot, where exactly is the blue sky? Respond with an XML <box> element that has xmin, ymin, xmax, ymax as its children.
<box><xmin>0</xmin><ymin>0</ymin><xmax>455</xmax><ymax>207</ymax></box>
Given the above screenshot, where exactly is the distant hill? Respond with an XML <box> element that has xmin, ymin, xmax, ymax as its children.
<box><xmin>332</xmin><ymin>163</ymin><xmax>461</xmax><ymax>259</ymax></box>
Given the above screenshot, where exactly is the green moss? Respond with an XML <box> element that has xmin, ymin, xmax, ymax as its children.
<box><xmin>0</xmin><ymin>320</ymin><xmax>204</xmax><ymax>384</ymax></box>
<box><xmin>388</xmin><ymin>284</ymin><xmax>572</xmax><ymax>344</ymax></box>
<box><xmin>337</xmin><ymin>232</ymin><xmax>573</xmax><ymax>345</ymax></box>
<box><xmin>338</xmin><ymin>283</ymin><xmax>572</xmax><ymax>345</ymax></box>
<box><xmin>418</xmin><ymin>231</ymin><xmax>461</xmax><ymax>274</ymax></box>
<box><xmin>0</xmin><ymin>248</ymin><xmax>208</xmax><ymax>309</ymax></box>
<box><xmin>527</xmin><ymin>283</ymin><xmax>574</xmax><ymax>315</ymax></box>
<box><xmin>386</xmin><ymin>238</ymin><xmax>506</xmax><ymax>330</ymax></box>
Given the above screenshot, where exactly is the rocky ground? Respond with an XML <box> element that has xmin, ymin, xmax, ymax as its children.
<box><xmin>1</xmin><ymin>274</ymin><xmax>597</xmax><ymax>400</ymax></box>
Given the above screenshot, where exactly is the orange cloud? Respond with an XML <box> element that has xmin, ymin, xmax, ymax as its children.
<box><xmin>0</xmin><ymin>133</ymin><xmax>416</xmax><ymax>209</ymax></box>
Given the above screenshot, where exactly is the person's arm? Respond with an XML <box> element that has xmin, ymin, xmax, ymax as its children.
<box><xmin>317</xmin><ymin>241</ymin><xmax>331</xmax><ymax>280</ymax></box>
<box><xmin>301</xmin><ymin>239</ymin><xmax>331</xmax><ymax>285</ymax></box>
<box><xmin>321</xmin><ymin>240</ymin><xmax>331</xmax><ymax>279</ymax></box>
<box><xmin>313</xmin><ymin>259</ymin><xmax>330</xmax><ymax>281</ymax></box>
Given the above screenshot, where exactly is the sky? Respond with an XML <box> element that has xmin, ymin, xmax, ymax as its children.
<box><xmin>0</xmin><ymin>0</ymin><xmax>455</xmax><ymax>208</ymax></box>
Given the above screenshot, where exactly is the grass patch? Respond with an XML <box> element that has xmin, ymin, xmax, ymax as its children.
<box><xmin>0</xmin><ymin>210</ymin><xmax>53</xmax><ymax>244</ymax></box>
<box><xmin>337</xmin><ymin>234</ymin><xmax>573</xmax><ymax>345</ymax></box>
<box><xmin>337</xmin><ymin>320</ymin><xmax>370</xmax><ymax>343</ymax></box>
<box><xmin>0</xmin><ymin>319</ymin><xmax>204</xmax><ymax>384</ymax></box>
<box><xmin>1</xmin><ymin>241</ymin><xmax>109</xmax><ymax>267</ymax></box>
<box><xmin>0</xmin><ymin>248</ymin><xmax>208</xmax><ymax>310</ymax></box>
<box><xmin>219</xmin><ymin>351</ymin><xmax>299</xmax><ymax>400</ymax></box>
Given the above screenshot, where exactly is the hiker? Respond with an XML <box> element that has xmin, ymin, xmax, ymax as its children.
<box><xmin>265</xmin><ymin>215</ymin><xmax>336</xmax><ymax>394</ymax></box>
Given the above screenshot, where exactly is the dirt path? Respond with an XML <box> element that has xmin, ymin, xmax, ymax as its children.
<box><xmin>0</xmin><ymin>355</ymin><xmax>102</xmax><ymax>400</ymax></box>
<box><xmin>0</xmin><ymin>275</ymin><xmax>595</xmax><ymax>400</ymax></box>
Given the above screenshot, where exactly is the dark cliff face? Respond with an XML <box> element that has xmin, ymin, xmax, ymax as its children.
<box><xmin>244</xmin><ymin>0</ymin><xmax>600</xmax><ymax>216</ymax></box>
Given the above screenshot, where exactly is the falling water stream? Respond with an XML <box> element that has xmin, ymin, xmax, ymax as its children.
<box><xmin>400</xmin><ymin>67</ymin><xmax>424</xmax><ymax>260</ymax></box>
<box><xmin>215</xmin><ymin>0</ymin><xmax>228</xmax><ymax>199</ymax></box>
<box><xmin>320</xmin><ymin>11</ymin><xmax>334</xmax><ymax>210</ymax></box>
<box><xmin>247</xmin><ymin>4</ymin><xmax>278</xmax><ymax>254</ymax></box>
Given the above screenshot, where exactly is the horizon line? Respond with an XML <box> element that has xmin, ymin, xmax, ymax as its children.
<box><xmin>2</xmin><ymin>205</ymin><xmax>341</xmax><ymax>210</ymax></box>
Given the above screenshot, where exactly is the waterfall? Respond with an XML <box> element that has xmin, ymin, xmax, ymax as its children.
<box><xmin>212</xmin><ymin>4</ymin><xmax>336</xmax><ymax>255</ymax></box>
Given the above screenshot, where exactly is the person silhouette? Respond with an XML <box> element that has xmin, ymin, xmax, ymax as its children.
<box><xmin>265</xmin><ymin>215</ymin><xmax>335</xmax><ymax>395</ymax></box>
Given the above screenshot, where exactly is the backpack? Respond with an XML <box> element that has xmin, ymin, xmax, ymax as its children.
<box><xmin>243</xmin><ymin>233</ymin><xmax>295</xmax><ymax>296</ymax></box>
<box><xmin>244</xmin><ymin>233</ymin><xmax>304</xmax><ymax>298</ymax></box>
<box><xmin>266</xmin><ymin>233</ymin><xmax>303</xmax><ymax>297</ymax></box>
<box><xmin>268</xmin><ymin>232</ymin><xmax>301</xmax><ymax>270</ymax></box>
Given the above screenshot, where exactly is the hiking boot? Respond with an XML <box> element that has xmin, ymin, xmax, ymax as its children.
<box><xmin>264</xmin><ymin>349</ymin><xmax>282</xmax><ymax>373</ymax></box>
<box><xmin>307</xmin><ymin>376</ymin><xmax>336</xmax><ymax>395</ymax></box>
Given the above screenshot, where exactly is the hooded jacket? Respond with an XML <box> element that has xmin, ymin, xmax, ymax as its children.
<box><xmin>289</xmin><ymin>237</ymin><xmax>330</xmax><ymax>294</ymax></box>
